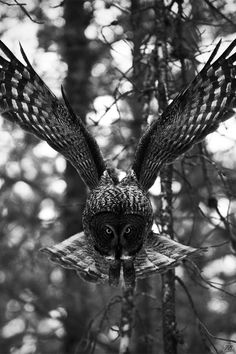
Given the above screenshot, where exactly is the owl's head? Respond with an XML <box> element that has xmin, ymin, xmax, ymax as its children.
<box><xmin>83</xmin><ymin>170</ymin><xmax>153</xmax><ymax>287</ymax></box>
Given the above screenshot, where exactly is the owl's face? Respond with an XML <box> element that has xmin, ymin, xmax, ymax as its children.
<box><xmin>90</xmin><ymin>212</ymin><xmax>146</xmax><ymax>258</ymax></box>
<box><xmin>82</xmin><ymin>171</ymin><xmax>154</xmax><ymax>287</ymax></box>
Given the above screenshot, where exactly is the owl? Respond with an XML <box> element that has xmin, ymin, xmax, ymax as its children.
<box><xmin>0</xmin><ymin>39</ymin><xmax>236</xmax><ymax>288</ymax></box>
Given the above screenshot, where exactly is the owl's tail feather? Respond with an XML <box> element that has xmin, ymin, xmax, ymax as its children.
<box><xmin>134</xmin><ymin>232</ymin><xmax>201</xmax><ymax>278</ymax></box>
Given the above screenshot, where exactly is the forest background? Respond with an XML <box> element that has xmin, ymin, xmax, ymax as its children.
<box><xmin>0</xmin><ymin>0</ymin><xmax>236</xmax><ymax>354</ymax></box>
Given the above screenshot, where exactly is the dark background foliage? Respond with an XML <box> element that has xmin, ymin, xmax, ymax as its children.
<box><xmin>0</xmin><ymin>1</ymin><xmax>236</xmax><ymax>353</ymax></box>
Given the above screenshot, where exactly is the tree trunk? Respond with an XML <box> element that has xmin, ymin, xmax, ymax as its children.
<box><xmin>130</xmin><ymin>1</ymin><xmax>156</xmax><ymax>353</ymax></box>
<box><xmin>61</xmin><ymin>1</ymin><xmax>96</xmax><ymax>352</ymax></box>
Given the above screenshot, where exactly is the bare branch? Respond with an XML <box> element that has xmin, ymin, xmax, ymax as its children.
<box><xmin>1</xmin><ymin>0</ymin><xmax>44</xmax><ymax>23</ymax></box>
<box><xmin>119</xmin><ymin>287</ymin><xmax>134</xmax><ymax>354</ymax></box>
<box><xmin>177</xmin><ymin>276</ymin><xmax>236</xmax><ymax>350</ymax></box>
<box><xmin>204</xmin><ymin>0</ymin><xmax>236</xmax><ymax>28</ymax></box>
<box><xmin>186</xmin><ymin>259</ymin><xmax>236</xmax><ymax>298</ymax></box>
<box><xmin>155</xmin><ymin>4</ymin><xmax>177</xmax><ymax>352</ymax></box>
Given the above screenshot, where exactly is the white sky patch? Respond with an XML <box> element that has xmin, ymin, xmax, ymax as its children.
<box><xmin>111</xmin><ymin>40</ymin><xmax>132</xmax><ymax>73</ymax></box>
<box><xmin>149</xmin><ymin>176</ymin><xmax>161</xmax><ymax>196</ymax></box>
<box><xmin>119</xmin><ymin>80</ymin><xmax>133</xmax><ymax>95</ymax></box>
<box><xmin>89</xmin><ymin>95</ymin><xmax>119</xmax><ymax>125</ymax></box>
<box><xmin>47</xmin><ymin>179</ymin><xmax>66</xmax><ymax>195</ymax></box>
<box><xmin>94</xmin><ymin>1</ymin><xmax>121</xmax><ymax>26</ymax></box>
<box><xmin>5</xmin><ymin>161</ymin><xmax>21</xmax><ymax>178</ymax></box>
<box><xmin>85</xmin><ymin>23</ymin><xmax>98</xmax><ymax>40</ymax></box>
<box><xmin>38</xmin><ymin>198</ymin><xmax>58</xmax><ymax>221</ymax></box>
<box><xmin>0</xmin><ymin>178</ymin><xmax>4</xmax><ymax>190</ymax></box>
<box><xmin>216</xmin><ymin>197</ymin><xmax>230</xmax><ymax>218</ymax></box>
<box><xmin>1</xmin><ymin>19</ymin><xmax>38</xmax><ymax>58</ymax></box>
<box><xmin>0</xmin><ymin>130</ymin><xmax>14</xmax><ymax>148</ymax></box>
<box><xmin>12</xmin><ymin>181</ymin><xmax>35</xmax><ymax>200</ymax></box>
<box><xmin>108</xmin><ymin>325</ymin><xmax>119</xmax><ymax>341</ymax></box>
<box><xmin>91</xmin><ymin>62</ymin><xmax>107</xmax><ymax>77</ymax></box>
<box><xmin>55</xmin><ymin>155</ymin><xmax>66</xmax><ymax>173</ymax></box>
<box><xmin>18</xmin><ymin>334</ymin><xmax>37</xmax><ymax>354</ymax></box>
<box><xmin>117</xmin><ymin>170</ymin><xmax>126</xmax><ymax>181</ymax></box>
<box><xmin>50</xmin><ymin>268</ymin><xmax>64</xmax><ymax>285</ymax></box>
<box><xmin>37</xmin><ymin>318</ymin><xmax>63</xmax><ymax>336</ymax></box>
<box><xmin>33</xmin><ymin>141</ymin><xmax>58</xmax><ymax>158</ymax></box>
<box><xmin>205</xmin><ymin>197</ymin><xmax>230</xmax><ymax>226</ymax></box>
<box><xmin>207</xmin><ymin>298</ymin><xmax>229</xmax><ymax>314</ymax></box>
<box><xmin>203</xmin><ymin>255</ymin><xmax>236</xmax><ymax>278</ymax></box>
<box><xmin>21</xmin><ymin>157</ymin><xmax>38</xmax><ymax>180</ymax></box>
<box><xmin>2</xmin><ymin>318</ymin><xmax>26</xmax><ymax>338</ymax></box>
<box><xmin>7</xmin><ymin>225</ymin><xmax>25</xmax><ymax>247</ymax></box>
<box><xmin>92</xmin><ymin>129</ymin><xmax>110</xmax><ymax>150</ymax></box>
<box><xmin>206</xmin><ymin>117</ymin><xmax>236</xmax><ymax>153</ymax></box>
<box><xmin>34</xmin><ymin>50</ymin><xmax>67</xmax><ymax>96</ymax></box>
<box><xmin>0</xmin><ymin>131</ymin><xmax>14</xmax><ymax>166</ymax></box>
<box><xmin>111</xmin><ymin>144</ymin><xmax>124</xmax><ymax>158</ymax></box>
<box><xmin>49</xmin><ymin>307</ymin><xmax>67</xmax><ymax>319</ymax></box>
<box><xmin>172</xmin><ymin>180</ymin><xmax>181</xmax><ymax>194</ymax></box>
<box><xmin>152</xmin><ymin>223</ymin><xmax>159</xmax><ymax>233</ymax></box>
<box><xmin>198</xmin><ymin>201</ymin><xmax>209</xmax><ymax>215</ymax></box>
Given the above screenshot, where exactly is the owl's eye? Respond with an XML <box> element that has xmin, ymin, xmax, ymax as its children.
<box><xmin>124</xmin><ymin>226</ymin><xmax>132</xmax><ymax>235</ymax></box>
<box><xmin>105</xmin><ymin>226</ymin><xmax>113</xmax><ymax>236</ymax></box>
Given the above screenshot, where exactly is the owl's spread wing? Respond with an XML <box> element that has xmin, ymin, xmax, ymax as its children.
<box><xmin>132</xmin><ymin>39</ymin><xmax>236</xmax><ymax>190</ymax></box>
<box><xmin>135</xmin><ymin>232</ymin><xmax>199</xmax><ymax>278</ymax></box>
<box><xmin>0</xmin><ymin>41</ymin><xmax>106</xmax><ymax>189</ymax></box>
<box><xmin>41</xmin><ymin>232</ymin><xmax>109</xmax><ymax>283</ymax></box>
<box><xmin>41</xmin><ymin>232</ymin><xmax>198</xmax><ymax>284</ymax></box>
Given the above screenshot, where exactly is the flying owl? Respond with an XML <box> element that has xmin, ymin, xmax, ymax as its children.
<box><xmin>0</xmin><ymin>39</ymin><xmax>236</xmax><ymax>288</ymax></box>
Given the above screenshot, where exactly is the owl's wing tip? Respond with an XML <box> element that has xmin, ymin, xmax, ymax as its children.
<box><xmin>134</xmin><ymin>233</ymin><xmax>201</xmax><ymax>279</ymax></box>
<box><xmin>39</xmin><ymin>246</ymin><xmax>50</xmax><ymax>254</ymax></box>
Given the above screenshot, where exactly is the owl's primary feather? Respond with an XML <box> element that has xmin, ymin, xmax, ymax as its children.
<box><xmin>0</xmin><ymin>41</ymin><xmax>105</xmax><ymax>189</ymax></box>
<box><xmin>133</xmin><ymin>39</ymin><xmax>236</xmax><ymax>190</ymax></box>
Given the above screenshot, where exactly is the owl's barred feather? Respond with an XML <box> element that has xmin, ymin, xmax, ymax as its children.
<box><xmin>1</xmin><ymin>39</ymin><xmax>235</xmax><ymax>287</ymax></box>
<box><xmin>41</xmin><ymin>231</ymin><xmax>198</xmax><ymax>283</ymax></box>
<box><xmin>133</xmin><ymin>39</ymin><xmax>236</xmax><ymax>190</ymax></box>
<box><xmin>0</xmin><ymin>41</ymin><xmax>106</xmax><ymax>190</ymax></box>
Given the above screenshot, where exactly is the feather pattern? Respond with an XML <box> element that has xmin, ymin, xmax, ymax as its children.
<box><xmin>0</xmin><ymin>41</ymin><xmax>105</xmax><ymax>189</ymax></box>
<box><xmin>41</xmin><ymin>232</ymin><xmax>198</xmax><ymax>284</ymax></box>
<box><xmin>133</xmin><ymin>39</ymin><xmax>236</xmax><ymax>190</ymax></box>
<box><xmin>41</xmin><ymin>232</ymin><xmax>108</xmax><ymax>283</ymax></box>
<box><xmin>135</xmin><ymin>232</ymin><xmax>199</xmax><ymax>278</ymax></box>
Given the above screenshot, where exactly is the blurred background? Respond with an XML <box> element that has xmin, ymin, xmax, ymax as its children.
<box><xmin>0</xmin><ymin>0</ymin><xmax>236</xmax><ymax>353</ymax></box>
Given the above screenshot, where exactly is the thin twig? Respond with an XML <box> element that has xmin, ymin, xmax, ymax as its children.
<box><xmin>186</xmin><ymin>259</ymin><xmax>236</xmax><ymax>298</ymax></box>
<box><xmin>14</xmin><ymin>0</ymin><xmax>44</xmax><ymax>24</ymax></box>
<box><xmin>204</xmin><ymin>0</ymin><xmax>236</xmax><ymax>27</ymax></box>
<box><xmin>119</xmin><ymin>286</ymin><xmax>135</xmax><ymax>354</ymax></box>
<box><xmin>176</xmin><ymin>276</ymin><xmax>236</xmax><ymax>349</ymax></box>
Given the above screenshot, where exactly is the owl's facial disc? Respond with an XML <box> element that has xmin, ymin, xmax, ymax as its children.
<box><xmin>90</xmin><ymin>212</ymin><xmax>145</xmax><ymax>258</ymax></box>
<box><xmin>90</xmin><ymin>212</ymin><xmax>146</xmax><ymax>286</ymax></box>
